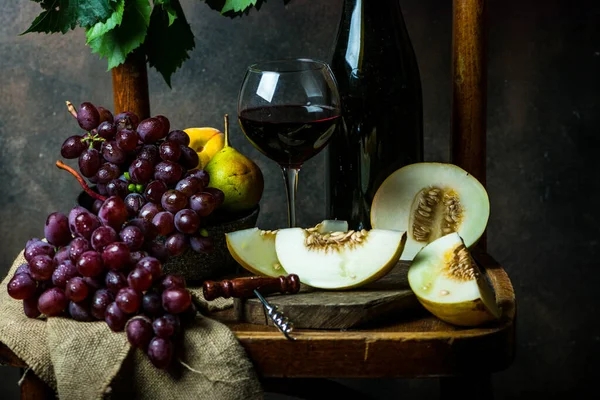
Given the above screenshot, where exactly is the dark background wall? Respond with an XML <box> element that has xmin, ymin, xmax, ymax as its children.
<box><xmin>1</xmin><ymin>0</ymin><xmax>598</xmax><ymax>398</ymax></box>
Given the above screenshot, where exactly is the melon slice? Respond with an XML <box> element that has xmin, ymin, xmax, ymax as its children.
<box><xmin>225</xmin><ymin>228</ymin><xmax>282</xmax><ymax>277</ymax></box>
<box><xmin>225</xmin><ymin>220</ymin><xmax>350</xmax><ymax>277</ymax></box>
<box><xmin>275</xmin><ymin>228</ymin><xmax>406</xmax><ymax>290</ymax></box>
<box><xmin>370</xmin><ymin>162</ymin><xmax>490</xmax><ymax>261</ymax></box>
<box><xmin>407</xmin><ymin>232</ymin><xmax>501</xmax><ymax>326</ymax></box>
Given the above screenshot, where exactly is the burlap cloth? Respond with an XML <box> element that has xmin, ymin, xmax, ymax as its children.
<box><xmin>0</xmin><ymin>251</ymin><xmax>263</xmax><ymax>399</ymax></box>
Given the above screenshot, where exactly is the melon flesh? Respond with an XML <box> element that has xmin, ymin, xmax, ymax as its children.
<box><xmin>275</xmin><ymin>228</ymin><xmax>406</xmax><ymax>290</ymax></box>
<box><xmin>226</xmin><ymin>228</ymin><xmax>282</xmax><ymax>277</ymax></box>
<box><xmin>370</xmin><ymin>162</ymin><xmax>490</xmax><ymax>261</ymax></box>
<box><xmin>225</xmin><ymin>220</ymin><xmax>350</xmax><ymax>277</ymax></box>
<box><xmin>408</xmin><ymin>232</ymin><xmax>500</xmax><ymax>326</ymax></box>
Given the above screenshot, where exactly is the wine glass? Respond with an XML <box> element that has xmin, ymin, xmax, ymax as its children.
<box><xmin>237</xmin><ymin>59</ymin><xmax>342</xmax><ymax>227</ymax></box>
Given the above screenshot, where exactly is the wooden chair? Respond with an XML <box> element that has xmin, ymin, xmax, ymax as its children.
<box><xmin>0</xmin><ymin>0</ymin><xmax>515</xmax><ymax>398</ymax></box>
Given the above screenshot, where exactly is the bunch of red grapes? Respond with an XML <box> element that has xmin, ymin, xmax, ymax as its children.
<box><xmin>60</xmin><ymin>102</ymin><xmax>225</xmax><ymax>259</ymax></box>
<box><xmin>6</xmin><ymin>102</ymin><xmax>226</xmax><ymax>369</ymax></box>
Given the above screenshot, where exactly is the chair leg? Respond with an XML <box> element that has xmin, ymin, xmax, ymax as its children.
<box><xmin>440</xmin><ymin>374</ymin><xmax>493</xmax><ymax>400</ymax></box>
<box><xmin>20</xmin><ymin>369</ymin><xmax>55</xmax><ymax>400</ymax></box>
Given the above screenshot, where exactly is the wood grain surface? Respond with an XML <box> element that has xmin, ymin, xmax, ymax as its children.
<box><xmin>111</xmin><ymin>49</ymin><xmax>151</xmax><ymax>119</ymax></box>
<box><xmin>213</xmin><ymin>251</ymin><xmax>516</xmax><ymax>378</ymax></box>
<box><xmin>235</xmin><ymin>262</ymin><xmax>419</xmax><ymax>329</ymax></box>
<box><xmin>452</xmin><ymin>0</ymin><xmax>488</xmax><ymax>250</ymax></box>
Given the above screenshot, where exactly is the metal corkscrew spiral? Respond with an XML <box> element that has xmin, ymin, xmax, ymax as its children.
<box><xmin>253</xmin><ymin>289</ymin><xmax>296</xmax><ymax>341</ymax></box>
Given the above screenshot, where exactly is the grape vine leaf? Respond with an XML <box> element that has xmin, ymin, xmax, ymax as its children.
<box><xmin>155</xmin><ymin>0</ymin><xmax>178</xmax><ymax>26</ymax></box>
<box><xmin>87</xmin><ymin>0</ymin><xmax>151</xmax><ymax>70</ymax></box>
<box><xmin>203</xmin><ymin>0</ymin><xmax>292</xmax><ymax>17</ymax></box>
<box><xmin>144</xmin><ymin>0</ymin><xmax>195</xmax><ymax>87</ymax></box>
<box><xmin>23</xmin><ymin>0</ymin><xmax>114</xmax><ymax>34</ymax></box>
<box><xmin>222</xmin><ymin>0</ymin><xmax>258</xmax><ymax>13</ymax></box>
<box><xmin>85</xmin><ymin>0</ymin><xmax>125</xmax><ymax>43</ymax></box>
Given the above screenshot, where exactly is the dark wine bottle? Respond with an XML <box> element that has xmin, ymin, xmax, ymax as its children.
<box><xmin>326</xmin><ymin>0</ymin><xmax>424</xmax><ymax>230</ymax></box>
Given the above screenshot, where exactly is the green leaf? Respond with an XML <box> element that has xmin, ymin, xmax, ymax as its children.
<box><xmin>77</xmin><ymin>0</ymin><xmax>113</xmax><ymax>27</ymax></box>
<box><xmin>23</xmin><ymin>0</ymin><xmax>114</xmax><ymax>34</ymax></box>
<box><xmin>23</xmin><ymin>0</ymin><xmax>76</xmax><ymax>34</ymax></box>
<box><xmin>145</xmin><ymin>0</ymin><xmax>195</xmax><ymax>86</ymax></box>
<box><xmin>222</xmin><ymin>0</ymin><xmax>258</xmax><ymax>13</ymax></box>
<box><xmin>203</xmin><ymin>0</ymin><xmax>292</xmax><ymax>18</ymax></box>
<box><xmin>85</xmin><ymin>0</ymin><xmax>125</xmax><ymax>43</ymax></box>
<box><xmin>155</xmin><ymin>0</ymin><xmax>178</xmax><ymax>26</ymax></box>
<box><xmin>87</xmin><ymin>0</ymin><xmax>152</xmax><ymax>69</ymax></box>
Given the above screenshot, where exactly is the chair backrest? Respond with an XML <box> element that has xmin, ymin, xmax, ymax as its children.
<box><xmin>451</xmin><ymin>0</ymin><xmax>487</xmax><ymax>249</ymax></box>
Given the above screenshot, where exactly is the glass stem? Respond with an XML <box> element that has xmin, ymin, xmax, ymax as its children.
<box><xmin>282</xmin><ymin>166</ymin><xmax>300</xmax><ymax>227</ymax></box>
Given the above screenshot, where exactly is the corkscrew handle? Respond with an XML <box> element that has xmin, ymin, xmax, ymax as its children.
<box><xmin>203</xmin><ymin>274</ymin><xmax>301</xmax><ymax>301</ymax></box>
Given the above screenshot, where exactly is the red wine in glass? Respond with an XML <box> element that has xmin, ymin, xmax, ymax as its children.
<box><xmin>239</xmin><ymin>105</ymin><xmax>341</xmax><ymax>168</ymax></box>
<box><xmin>238</xmin><ymin>59</ymin><xmax>341</xmax><ymax>227</ymax></box>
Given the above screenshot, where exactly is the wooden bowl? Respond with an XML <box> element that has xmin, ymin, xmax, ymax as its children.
<box><xmin>77</xmin><ymin>190</ymin><xmax>259</xmax><ymax>284</ymax></box>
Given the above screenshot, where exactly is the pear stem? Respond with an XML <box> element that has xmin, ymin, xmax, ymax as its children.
<box><xmin>223</xmin><ymin>114</ymin><xmax>230</xmax><ymax>148</ymax></box>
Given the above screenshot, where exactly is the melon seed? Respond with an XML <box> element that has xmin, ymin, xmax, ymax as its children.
<box><xmin>445</xmin><ymin>244</ymin><xmax>478</xmax><ymax>281</ymax></box>
<box><xmin>409</xmin><ymin>187</ymin><xmax>464</xmax><ymax>244</ymax></box>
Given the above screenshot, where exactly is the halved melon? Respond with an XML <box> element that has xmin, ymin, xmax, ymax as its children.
<box><xmin>275</xmin><ymin>228</ymin><xmax>406</xmax><ymax>290</ymax></box>
<box><xmin>371</xmin><ymin>162</ymin><xmax>490</xmax><ymax>261</ymax></box>
<box><xmin>225</xmin><ymin>220</ymin><xmax>349</xmax><ymax>277</ymax></box>
<box><xmin>407</xmin><ymin>232</ymin><xmax>501</xmax><ymax>326</ymax></box>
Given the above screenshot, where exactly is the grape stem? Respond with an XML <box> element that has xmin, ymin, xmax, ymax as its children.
<box><xmin>65</xmin><ymin>101</ymin><xmax>77</xmax><ymax>119</ymax></box>
<box><xmin>55</xmin><ymin>160</ymin><xmax>107</xmax><ymax>202</ymax></box>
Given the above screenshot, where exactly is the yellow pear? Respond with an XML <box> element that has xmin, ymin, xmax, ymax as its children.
<box><xmin>204</xmin><ymin>115</ymin><xmax>264</xmax><ymax>212</ymax></box>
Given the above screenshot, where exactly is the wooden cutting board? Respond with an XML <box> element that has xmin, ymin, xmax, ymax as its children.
<box><xmin>233</xmin><ymin>261</ymin><xmax>420</xmax><ymax>329</ymax></box>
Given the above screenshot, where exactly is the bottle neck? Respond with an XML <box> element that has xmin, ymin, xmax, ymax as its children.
<box><xmin>339</xmin><ymin>0</ymin><xmax>406</xmax><ymax>23</ymax></box>
<box><xmin>334</xmin><ymin>0</ymin><xmax>411</xmax><ymax>73</ymax></box>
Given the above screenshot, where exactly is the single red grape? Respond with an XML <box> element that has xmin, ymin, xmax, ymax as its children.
<box><xmin>137</xmin><ymin>257</ymin><xmax>162</xmax><ymax>281</ymax></box>
<box><xmin>116</xmin><ymin>287</ymin><xmax>141</xmax><ymax>314</ymax></box>
<box><xmin>77</xmin><ymin>250</ymin><xmax>104</xmax><ymax>277</ymax></box>
<box><xmin>7</xmin><ymin>273</ymin><xmax>37</xmax><ymax>300</ymax></box>
<box><xmin>147</xmin><ymin>337</ymin><xmax>173</xmax><ymax>369</ymax></box>
<box><xmin>102</xmin><ymin>242</ymin><xmax>131</xmax><ymax>271</ymax></box>
<box><xmin>126</xmin><ymin>316</ymin><xmax>154</xmax><ymax>350</ymax></box>
<box><xmin>23</xmin><ymin>296</ymin><xmax>41</xmax><ymax>319</ymax></box>
<box><xmin>162</xmin><ymin>288</ymin><xmax>192</xmax><ymax>314</ymax></box>
<box><xmin>91</xmin><ymin>289</ymin><xmax>114</xmax><ymax>320</ymax></box>
<box><xmin>105</xmin><ymin>302</ymin><xmax>128</xmax><ymax>332</ymax></box>
<box><xmin>38</xmin><ymin>287</ymin><xmax>68</xmax><ymax>316</ymax></box>
<box><xmin>29</xmin><ymin>254</ymin><xmax>55</xmax><ymax>281</ymax></box>
<box><xmin>65</xmin><ymin>277</ymin><xmax>89</xmax><ymax>302</ymax></box>
<box><xmin>127</xmin><ymin>267</ymin><xmax>153</xmax><ymax>292</ymax></box>
<box><xmin>142</xmin><ymin>291</ymin><xmax>164</xmax><ymax>317</ymax></box>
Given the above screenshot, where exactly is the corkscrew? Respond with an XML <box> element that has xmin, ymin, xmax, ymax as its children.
<box><xmin>253</xmin><ymin>289</ymin><xmax>296</xmax><ymax>341</ymax></box>
<box><xmin>202</xmin><ymin>274</ymin><xmax>300</xmax><ymax>341</ymax></box>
